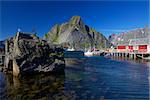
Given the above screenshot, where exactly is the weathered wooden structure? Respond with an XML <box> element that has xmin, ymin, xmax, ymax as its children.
<box><xmin>110</xmin><ymin>38</ymin><xmax>150</xmax><ymax>59</ymax></box>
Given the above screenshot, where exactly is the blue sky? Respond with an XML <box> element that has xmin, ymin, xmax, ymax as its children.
<box><xmin>0</xmin><ymin>0</ymin><xmax>149</xmax><ymax>40</ymax></box>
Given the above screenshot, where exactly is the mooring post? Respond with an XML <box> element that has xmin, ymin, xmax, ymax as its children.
<box><xmin>134</xmin><ymin>53</ymin><xmax>136</xmax><ymax>59</ymax></box>
<box><xmin>142</xmin><ymin>53</ymin><xmax>144</xmax><ymax>58</ymax></box>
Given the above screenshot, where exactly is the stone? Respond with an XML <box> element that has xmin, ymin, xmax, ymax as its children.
<box><xmin>3</xmin><ymin>32</ymin><xmax>65</xmax><ymax>77</ymax></box>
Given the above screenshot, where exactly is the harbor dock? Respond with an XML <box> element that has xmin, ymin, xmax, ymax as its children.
<box><xmin>107</xmin><ymin>38</ymin><xmax>150</xmax><ymax>59</ymax></box>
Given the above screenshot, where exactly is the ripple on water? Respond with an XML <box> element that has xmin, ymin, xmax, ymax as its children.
<box><xmin>0</xmin><ymin>57</ymin><xmax>149</xmax><ymax>100</ymax></box>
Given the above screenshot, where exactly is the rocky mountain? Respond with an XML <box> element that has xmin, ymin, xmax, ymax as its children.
<box><xmin>44</xmin><ymin>16</ymin><xmax>110</xmax><ymax>50</ymax></box>
<box><xmin>0</xmin><ymin>40</ymin><xmax>5</xmax><ymax>54</ymax></box>
<box><xmin>108</xmin><ymin>26</ymin><xmax>150</xmax><ymax>46</ymax></box>
<box><xmin>3</xmin><ymin>32</ymin><xmax>65</xmax><ymax>77</ymax></box>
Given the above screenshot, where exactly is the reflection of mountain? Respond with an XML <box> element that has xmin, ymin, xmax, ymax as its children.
<box><xmin>5</xmin><ymin>73</ymin><xmax>65</xmax><ymax>99</ymax></box>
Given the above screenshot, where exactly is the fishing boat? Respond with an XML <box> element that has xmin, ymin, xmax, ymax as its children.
<box><xmin>67</xmin><ymin>48</ymin><xmax>75</xmax><ymax>51</ymax></box>
<box><xmin>92</xmin><ymin>49</ymin><xmax>101</xmax><ymax>55</ymax></box>
<box><xmin>64</xmin><ymin>48</ymin><xmax>84</xmax><ymax>58</ymax></box>
<box><xmin>104</xmin><ymin>53</ymin><xmax>111</xmax><ymax>58</ymax></box>
<box><xmin>84</xmin><ymin>49</ymin><xmax>103</xmax><ymax>56</ymax></box>
<box><xmin>84</xmin><ymin>50</ymin><xmax>93</xmax><ymax>56</ymax></box>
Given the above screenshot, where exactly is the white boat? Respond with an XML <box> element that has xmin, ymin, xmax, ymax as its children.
<box><xmin>104</xmin><ymin>53</ymin><xmax>111</xmax><ymax>58</ymax></box>
<box><xmin>84</xmin><ymin>49</ymin><xmax>103</xmax><ymax>56</ymax></box>
<box><xmin>84</xmin><ymin>50</ymin><xmax>93</xmax><ymax>56</ymax></box>
<box><xmin>67</xmin><ymin>48</ymin><xmax>75</xmax><ymax>51</ymax></box>
<box><xmin>93</xmin><ymin>49</ymin><xmax>102</xmax><ymax>55</ymax></box>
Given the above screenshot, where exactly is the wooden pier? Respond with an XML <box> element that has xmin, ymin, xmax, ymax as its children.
<box><xmin>108</xmin><ymin>50</ymin><xmax>150</xmax><ymax>60</ymax></box>
<box><xmin>107</xmin><ymin>37</ymin><xmax>150</xmax><ymax>59</ymax></box>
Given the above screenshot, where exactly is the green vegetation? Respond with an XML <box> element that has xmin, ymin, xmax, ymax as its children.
<box><xmin>56</xmin><ymin>24</ymin><xmax>60</xmax><ymax>32</ymax></box>
<box><xmin>49</xmin><ymin>52</ymin><xmax>64</xmax><ymax>57</ymax></box>
<box><xmin>70</xmin><ymin>16</ymin><xmax>81</xmax><ymax>25</ymax></box>
<box><xmin>31</xmin><ymin>33</ymin><xmax>37</xmax><ymax>37</ymax></box>
<box><xmin>52</xmin><ymin>34</ymin><xmax>59</xmax><ymax>43</ymax></box>
<box><xmin>44</xmin><ymin>34</ymin><xmax>49</xmax><ymax>38</ymax></box>
<box><xmin>37</xmin><ymin>41</ymin><xmax>44</xmax><ymax>46</ymax></box>
<box><xmin>90</xmin><ymin>28</ymin><xmax>96</xmax><ymax>33</ymax></box>
<box><xmin>81</xmin><ymin>42</ymin><xmax>91</xmax><ymax>49</ymax></box>
<box><xmin>49</xmin><ymin>52</ymin><xmax>56</xmax><ymax>57</ymax></box>
<box><xmin>51</xmin><ymin>24</ymin><xmax>61</xmax><ymax>43</ymax></box>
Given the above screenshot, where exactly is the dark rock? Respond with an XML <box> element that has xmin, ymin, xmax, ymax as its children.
<box><xmin>3</xmin><ymin>32</ymin><xmax>65</xmax><ymax>77</ymax></box>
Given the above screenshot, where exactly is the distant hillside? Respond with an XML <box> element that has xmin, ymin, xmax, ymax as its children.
<box><xmin>108</xmin><ymin>26</ymin><xmax>150</xmax><ymax>46</ymax></box>
<box><xmin>44</xmin><ymin>16</ymin><xmax>110</xmax><ymax>50</ymax></box>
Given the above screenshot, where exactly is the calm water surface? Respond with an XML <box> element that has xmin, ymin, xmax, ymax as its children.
<box><xmin>0</xmin><ymin>56</ymin><xmax>149</xmax><ymax>100</ymax></box>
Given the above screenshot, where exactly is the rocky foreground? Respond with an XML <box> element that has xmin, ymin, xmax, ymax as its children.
<box><xmin>2</xmin><ymin>32</ymin><xmax>65</xmax><ymax>77</ymax></box>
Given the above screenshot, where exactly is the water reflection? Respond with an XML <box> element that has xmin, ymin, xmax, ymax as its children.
<box><xmin>0</xmin><ymin>72</ymin><xmax>7</xmax><ymax>100</ymax></box>
<box><xmin>4</xmin><ymin>73</ymin><xmax>65</xmax><ymax>100</ymax></box>
<box><xmin>0</xmin><ymin>56</ymin><xmax>149</xmax><ymax>100</ymax></box>
<box><xmin>111</xmin><ymin>56</ymin><xmax>150</xmax><ymax>64</ymax></box>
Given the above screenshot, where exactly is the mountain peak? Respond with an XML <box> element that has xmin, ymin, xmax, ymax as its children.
<box><xmin>45</xmin><ymin>16</ymin><xmax>110</xmax><ymax>50</ymax></box>
<box><xmin>71</xmin><ymin>15</ymin><xmax>81</xmax><ymax>20</ymax></box>
<box><xmin>70</xmin><ymin>16</ymin><xmax>82</xmax><ymax>25</ymax></box>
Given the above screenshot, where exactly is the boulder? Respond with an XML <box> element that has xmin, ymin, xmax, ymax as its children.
<box><xmin>4</xmin><ymin>32</ymin><xmax>65</xmax><ymax>77</ymax></box>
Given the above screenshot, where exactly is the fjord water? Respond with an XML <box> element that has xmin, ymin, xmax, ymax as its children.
<box><xmin>0</xmin><ymin>57</ymin><xmax>149</xmax><ymax>100</ymax></box>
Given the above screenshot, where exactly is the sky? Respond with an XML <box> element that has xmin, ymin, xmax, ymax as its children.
<box><xmin>0</xmin><ymin>0</ymin><xmax>149</xmax><ymax>40</ymax></box>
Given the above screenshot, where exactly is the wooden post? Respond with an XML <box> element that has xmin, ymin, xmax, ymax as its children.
<box><xmin>132</xmin><ymin>53</ymin><xmax>136</xmax><ymax>59</ymax></box>
<box><xmin>134</xmin><ymin>53</ymin><xmax>136</xmax><ymax>59</ymax></box>
<box><xmin>130</xmin><ymin>54</ymin><xmax>133</xmax><ymax>59</ymax></box>
<box><xmin>126</xmin><ymin>53</ymin><xmax>128</xmax><ymax>57</ymax></box>
<box><xmin>132</xmin><ymin>54</ymin><xmax>134</xmax><ymax>59</ymax></box>
<box><xmin>142</xmin><ymin>53</ymin><xmax>144</xmax><ymax>58</ymax></box>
